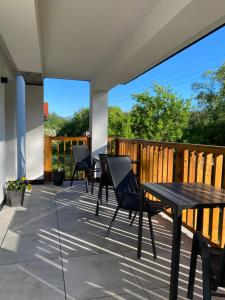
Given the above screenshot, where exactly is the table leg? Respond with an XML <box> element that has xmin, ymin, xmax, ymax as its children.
<box><xmin>170</xmin><ymin>208</ymin><xmax>182</xmax><ymax>300</ymax></box>
<box><xmin>137</xmin><ymin>189</ymin><xmax>144</xmax><ymax>258</ymax></box>
<box><xmin>196</xmin><ymin>208</ymin><xmax>203</xmax><ymax>232</ymax></box>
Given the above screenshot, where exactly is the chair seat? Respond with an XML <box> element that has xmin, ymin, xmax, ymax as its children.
<box><xmin>76</xmin><ymin>161</ymin><xmax>91</xmax><ymax>171</ymax></box>
<box><xmin>209</xmin><ymin>247</ymin><xmax>225</xmax><ymax>290</ymax></box>
<box><xmin>120</xmin><ymin>192</ymin><xmax>165</xmax><ymax>215</ymax></box>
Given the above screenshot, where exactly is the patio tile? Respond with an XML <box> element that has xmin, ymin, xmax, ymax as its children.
<box><xmin>0</xmin><ymin>206</ymin><xmax>16</xmax><ymax>245</ymax></box>
<box><xmin>0</xmin><ymin>259</ymin><xmax>65</xmax><ymax>300</ymax></box>
<box><xmin>0</xmin><ymin>230</ymin><xmax>60</xmax><ymax>265</ymax></box>
<box><xmin>63</xmin><ymin>252</ymin><xmax>145</xmax><ymax>300</ymax></box>
<box><xmin>9</xmin><ymin>208</ymin><xmax>58</xmax><ymax>236</ymax></box>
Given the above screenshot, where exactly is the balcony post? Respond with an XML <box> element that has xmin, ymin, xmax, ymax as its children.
<box><xmin>25</xmin><ymin>83</ymin><xmax>44</xmax><ymax>182</ymax></box>
<box><xmin>89</xmin><ymin>85</ymin><xmax>108</xmax><ymax>158</ymax></box>
<box><xmin>16</xmin><ymin>76</ymin><xmax>26</xmax><ymax>178</ymax></box>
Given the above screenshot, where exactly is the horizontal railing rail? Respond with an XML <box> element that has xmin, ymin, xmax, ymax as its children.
<box><xmin>44</xmin><ymin>136</ymin><xmax>225</xmax><ymax>247</ymax></box>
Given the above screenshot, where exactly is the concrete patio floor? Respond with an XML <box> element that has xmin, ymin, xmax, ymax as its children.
<box><xmin>0</xmin><ymin>182</ymin><xmax>223</xmax><ymax>300</ymax></box>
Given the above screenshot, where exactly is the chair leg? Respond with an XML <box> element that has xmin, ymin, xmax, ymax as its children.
<box><xmin>130</xmin><ymin>211</ymin><xmax>137</xmax><ymax>226</ymax></box>
<box><xmin>106</xmin><ymin>184</ymin><xmax>108</xmax><ymax>202</ymax></box>
<box><xmin>95</xmin><ymin>198</ymin><xmax>100</xmax><ymax>216</ymax></box>
<box><xmin>187</xmin><ymin>239</ymin><xmax>198</xmax><ymax>299</ymax></box>
<box><xmin>105</xmin><ymin>206</ymin><xmax>120</xmax><ymax>237</ymax></box>
<box><xmin>202</xmin><ymin>259</ymin><xmax>212</xmax><ymax>300</ymax></box>
<box><xmin>148</xmin><ymin>213</ymin><xmax>157</xmax><ymax>259</ymax></box>
<box><xmin>91</xmin><ymin>174</ymin><xmax>94</xmax><ymax>195</ymax></box>
<box><xmin>129</xmin><ymin>210</ymin><xmax>132</xmax><ymax>220</ymax></box>
<box><xmin>85</xmin><ymin>175</ymin><xmax>89</xmax><ymax>193</ymax></box>
<box><xmin>70</xmin><ymin>167</ymin><xmax>76</xmax><ymax>186</ymax></box>
<box><xmin>97</xmin><ymin>177</ymin><xmax>103</xmax><ymax>205</ymax></box>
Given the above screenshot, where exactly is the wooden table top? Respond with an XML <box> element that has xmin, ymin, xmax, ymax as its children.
<box><xmin>141</xmin><ymin>182</ymin><xmax>225</xmax><ymax>209</ymax></box>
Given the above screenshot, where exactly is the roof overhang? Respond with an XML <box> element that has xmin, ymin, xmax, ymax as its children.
<box><xmin>0</xmin><ymin>0</ymin><xmax>225</xmax><ymax>90</ymax></box>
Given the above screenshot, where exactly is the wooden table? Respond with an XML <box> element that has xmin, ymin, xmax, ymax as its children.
<box><xmin>137</xmin><ymin>182</ymin><xmax>225</xmax><ymax>300</ymax></box>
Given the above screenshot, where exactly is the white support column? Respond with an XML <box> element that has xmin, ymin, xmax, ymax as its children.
<box><xmin>90</xmin><ymin>85</ymin><xmax>108</xmax><ymax>157</ymax></box>
<box><xmin>25</xmin><ymin>84</ymin><xmax>44</xmax><ymax>181</ymax></box>
<box><xmin>0</xmin><ymin>80</ymin><xmax>6</xmax><ymax>203</ymax></box>
<box><xmin>16</xmin><ymin>76</ymin><xmax>26</xmax><ymax>178</ymax></box>
<box><xmin>5</xmin><ymin>77</ymin><xmax>17</xmax><ymax>181</ymax></box>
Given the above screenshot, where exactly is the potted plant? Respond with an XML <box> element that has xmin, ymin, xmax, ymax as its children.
<box><xmin>52</xmin><ymin>168</ymin><xmax>65</xmax><ymax>185</ymax></box>
<box><xmin>6</xmin><ymin>177</ymin><xmax>32</xmax><ymax>207</ymax></box>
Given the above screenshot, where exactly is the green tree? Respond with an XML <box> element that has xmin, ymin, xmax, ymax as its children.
<box><xmin>185</xmin><ymin>64</ymin><xmax>225</xmax><ymax>145</ymax></box>
<box><xmin>130</xmin><ymin>84</ymin><xmax>191</xmax><ymax>142</ymax></box>
<box><xmin>44</xmin><ymin>112</ymin><xmax>66</xmax><ymax>136</ymax></box>
<box><xmin>192</xmin><ymin>70</ymin><xmax>225</xmax><ymax>122</ymax></box>
<box><xmin>108</xmin><ymin>106</ymin><xmax>132</xmax><ymax>137</ymax></box>
<box><xmin>59</xmin><ymin>108</ymin><xmax>89</xmax><ymax>136</ymax></box>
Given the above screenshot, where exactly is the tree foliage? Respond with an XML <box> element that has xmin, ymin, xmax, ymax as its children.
<box><xmin>58</xmin><ymin>108</ymin><xmax>89</xmax><ymax>136</ymax></box>
<box><xmin>130</xmin><ymin>84</ymin><xmax>191</xmax><ymax>141</ymax></box>
<box><xmin>44</xmin><ymin>112</ymin><xmax>66</xmax><ymax>136</ymax></box>
<box><xmin>185</xmin><ymin>63</ymin><xmax>225</xmax><ymax>145</ymax></box>
<box><xmin>108</xmin><ymin>106</ymin><xmax>132</xmax><ymax>137</ymax></box>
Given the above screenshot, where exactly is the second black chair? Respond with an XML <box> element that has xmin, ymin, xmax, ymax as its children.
<box><xmin>105</xmin><ymin>156</ymin><xmax>165</xmax><ymax>259</ymax></box>
<box><xmin>187</xmin><ymin>231</ymin><xmax>225</xmax><ymax>300</ymax></box>
<box><xmin>70</xmin><ymin>145</ymin><xmax>97</xmax><ymax>193</ymax></box>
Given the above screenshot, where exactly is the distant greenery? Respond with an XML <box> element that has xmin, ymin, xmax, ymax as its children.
<box><xmin>184</xmin><ymin>63</ymin><xmax>225</xmax><ymax>145</ymax></box>
<box><xmin>45</xmin><ymin>62</ymin><xmax>225</xmax><ymax>146</ymax></box>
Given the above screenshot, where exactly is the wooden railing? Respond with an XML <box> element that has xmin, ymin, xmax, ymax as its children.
<box><xmin>44</xmin><ymin>136</ymin><xmax>225</xmax><ymax>247</ymax></box>
<box><xmin>44</xmin><ymin>136</ymin><xmax>89</xmax><ymax>181</ymax></box>
<box><xmin>44</xmin><ymin>136</ymin><xmax>115</xmax><ymax>181</ymax></box>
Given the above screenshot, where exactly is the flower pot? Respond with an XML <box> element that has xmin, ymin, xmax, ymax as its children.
<box><xmin>53</xmin><ymin>171</ymin><xmax>65</xmax><ymax>186</ymax></box>
<box><xmin>7</xmin><ymin>190</ymin><xmax>25</xmax><ymax>207</ymax></box>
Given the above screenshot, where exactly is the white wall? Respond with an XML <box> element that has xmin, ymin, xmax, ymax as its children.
<box><xmin>90</xmin><ymin>86</ymin><xmax>108</xmax><ymax>157</ymax></box>
<box><xmin>0</xmin><ymin>81</ymin><xmax>6</xmax><ymax>204</ymax></box>
<box><xmin>16</xmin><ymin>76</ymin><xmax>26</xmax><ymax>178</ymax></box>
<box><xmin>25</xmin><ymin>85</ymin><xmax>44</xmax><ymax>180</ymax></box>
<box><xmin>0</xmin><ymin>39</ymin><xmax>18</xmax><ymax>204</ymax></box>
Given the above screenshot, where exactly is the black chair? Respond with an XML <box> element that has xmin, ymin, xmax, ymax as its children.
<box><xmin>187</xmin><ymin>232</ymin><xmax>225</xmax><ymax>300</ymax></box>
<box><xmin>95</xmin><ymin>154</ymin><xmax>137</xmax><ymax>217</ymax></box>
<box><xmin>104</xmin><ymin>156</ymin><xmax>165</xmax><ymax>259</ymax></box>
<box><xmin>95</xmin><ymin>154</ymin><xmax>117</xmax><ymax>216</ymax></box>
<box><xmin>70</xmin><ymin>145</ymin><xmax>98</xmax><ymax>193</ymax></box>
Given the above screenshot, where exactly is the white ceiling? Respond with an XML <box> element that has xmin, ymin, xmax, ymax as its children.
<box><xmin>38</xmin><ymin>0</ymin><xmax>158</xmax><ymax>81</ymax></box>
<box><xmin>1</xmin><ymin>0</ymin><xmax>225</xmax><ymax>90</ymax></box>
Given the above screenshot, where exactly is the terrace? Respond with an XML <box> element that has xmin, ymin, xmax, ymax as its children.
<box><xmin>1</xmin><ymin>1</ymin><xmax>225</xmax><ymax>299</ymax></box>
<box><xmin>0</xmin><ymin>182</ymin><xmax>210</xmax><ymax>300</ymax></box>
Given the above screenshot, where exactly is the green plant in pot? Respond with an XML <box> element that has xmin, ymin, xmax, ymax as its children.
<box><xmin>52</xmin><ymin>167</ymin><xmax>65</xmax><ymax>186</ymax></box>
<box><xmin>6</xmin><ymin>177</ymin><xmax>32</xmax><ymax>207</ymax></box>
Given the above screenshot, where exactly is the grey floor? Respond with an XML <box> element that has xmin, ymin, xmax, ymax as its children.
<box><xmin>0</xmin><ymin>182</ymin><xmax>223</xmax><ymax>300</ymax></box>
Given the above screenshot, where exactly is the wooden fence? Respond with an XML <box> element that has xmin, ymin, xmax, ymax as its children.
<box><xmin>44</xmin><ymin>136</ymin><xmax>225</xmax><ymax>247</ymax></box>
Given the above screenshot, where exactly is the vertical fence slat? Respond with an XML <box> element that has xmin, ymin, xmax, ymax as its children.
<box><xmin>158</xmin><ymin>147</ymin><xmax>163</xmax><ymax>183</ymax></box>
<box><xmin>202</xmin><ymin>153</ymin><xmax>213</xmax><ymax>238</ymax></box>
<box><xmin>153</xmin><ymin>147</ymin><xmax>158</xmax><ymax>183</ymax></box>
<box><xmin>211</xmin><ymin>154</ymin><xmax>223</xmax><ymax>244</ymax></box>
<box><xmin>162</xmin><ymin>148</ymin><xmax>168</xmax><ymax>182</ymax></box>
<box><xmin>167</xmin><ymin>148</ymin><xmax>174</xmax><ymax>183</ymax></box>
<box><xmin>187</xmin><ymin>151</ymin><xmax>197</xmax><ymax>228</ymax></box>
<box><xmin>182</xmin><ymin>149</ymin><xmax>189</xmax><ymax>224</ymax></box>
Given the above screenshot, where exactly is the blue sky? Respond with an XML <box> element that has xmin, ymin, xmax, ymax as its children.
<box><xmin>44</xmin><ymin>26</ymin><xmax>225</xmax><ymax>117</ymax></box>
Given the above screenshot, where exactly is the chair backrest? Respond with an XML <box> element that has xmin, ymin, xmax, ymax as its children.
<box><xmin>99</xmin><ymin>154</ymin><xmax>108</xmax><ymax>175</ymax></box>
<box><xmin>72</xmin><ymin>145</ymin><xmax>91</xmax><ymax>167</ymax></box>
<box><xmin>106</xmin><ymin>156</ymin><xmax>139</xmax><ymax>203</ymax></box>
